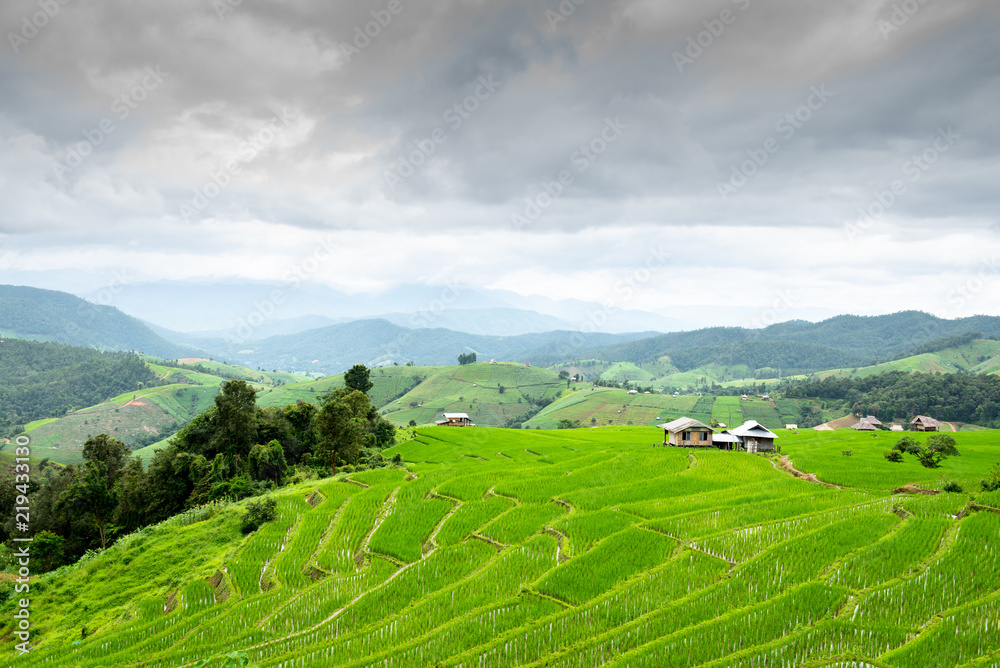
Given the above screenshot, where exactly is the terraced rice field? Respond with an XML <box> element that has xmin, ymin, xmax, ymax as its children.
<box><xmin>10</xmin><ymin>427</ymin><xmax>1000</xmax><ymax>667</ymax></box>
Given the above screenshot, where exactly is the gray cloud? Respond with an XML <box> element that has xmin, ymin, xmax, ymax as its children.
<box><xmin>0</xmin><ymin>0</ymin><xmax>998</xmax><ymax>319</ymax></box>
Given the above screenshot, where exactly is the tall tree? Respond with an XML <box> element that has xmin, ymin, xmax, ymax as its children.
<box><xmin>314</xmin><ymin>389</ymin><xmax>372</xmax><ymax>468</ymax></box>
<box><xmin>212</xmin><ymin>380</ymin><xmax>259</xmax><ymax>469</ymax></box>
<box><xmin>344</xmin><ymin>364</ymin><xmax>374</xmax><ymax>394</ymax></box>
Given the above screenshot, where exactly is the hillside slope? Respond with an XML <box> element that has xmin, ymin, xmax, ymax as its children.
<box><xmin>0</xmin><ymin>285</ymin><xmax>196</xmax><ymax>359</ymax></box>
<box><xmin>5</xmin><ymin>428</ymin><xmax>999</xmax><ymax>666</ymax></box>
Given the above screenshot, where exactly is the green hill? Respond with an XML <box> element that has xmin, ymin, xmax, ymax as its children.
<box><xmin>0</xmin><ymin>285</ymin><xmax>197</xmax><ymax>358</ymax></box>
<box><xmin>5</xmin><ymin>427</ymin><xmax>999</xmax><ymax>666</ymax></box>
<box><xmin>261</xmin><ymin>362</ymin><xmax>570</xmax><ymax>428</ymax></box>
<box><xmin>17</xmin><ymin>357</ymin><xmax>310</xmax><ymax>464</ymax></box>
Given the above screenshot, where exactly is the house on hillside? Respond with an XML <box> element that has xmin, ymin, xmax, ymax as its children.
<box><xmin>851</xmin><ymin>416</ymin><xmax>882</xmax><ymax>431</ymax></box>
<box><xmin>910</xmin><ymin>415</ymin><xmax>942</xmax><ymax>432</ymax></box>
<box><xmin>436</xmin><ymin>412</ymin><xmax>476</xmax><ymax>427</ymax></box>
<box><xmin>658</xmin><ymin>417</ymin><xmax>715</xmax><ymax>447</ymax></box>
<box><xmin>730</xmin><ymin>420</ymin><xmax>779</xmax><ymax>453</ymax></box>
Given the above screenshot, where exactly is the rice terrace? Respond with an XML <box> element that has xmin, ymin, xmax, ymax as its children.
<box><xmin>10</xmin><ymin>425</ymin><xmax>1000</xmax><ymax>667</ymax></box>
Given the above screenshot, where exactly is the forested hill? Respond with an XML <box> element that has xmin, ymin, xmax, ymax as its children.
<box><xmin>586</xmin><ymin>311</ymin><xmax>1000</xmax><ymax>372</ymax></box>
<box><xmin>0</xmin><ymin>339</ymin><xmax>161</xmax><ymax>433</ymax></box>
<box><xmin>0</xmin><ymin>285</ymin><xmax>195</xmax><ymax>359</ymax></box>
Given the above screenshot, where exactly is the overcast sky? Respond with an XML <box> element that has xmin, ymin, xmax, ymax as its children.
<box><xmin>1</xmin><ymin>0</ymin><xmax>999</xmax><ymax>327</ymax></box>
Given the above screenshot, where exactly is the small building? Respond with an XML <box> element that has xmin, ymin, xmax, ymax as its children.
<box><xmin>627</xmin><ymin>390</ymin><xmax>639</xmax><ymax>395</ymax></box>
<box><xmin>436</xmin><ymin>412</ymin><xmax>476</xmax><ymax>427</ymax></box>
<box><xmin>851</xmin><ymin>416</ymin><xmax>881</xmax><ymax>431</ymax></box>
<box><xmin>911</xmin><ymin>416</ymin><xmax>942</xmax><ymax>432</ymax></box>
<box><xmin>730</xmin><ymin>420</ymin><xmax>779</xmax><ymax>453</ymax></box>
<box><xmin>713</xmin><ymin>432</ymin><xmax>742</xmax><ymax>451</ymax></box>
<box><xmin>658</xmin><ymin>417</ymin><xmax>715</xmax><ymax>447</ymax></box>
<box><xmin>785</xmin><ymin>424</ymin><xmax>798</xmax><ymax>430</ymax></box>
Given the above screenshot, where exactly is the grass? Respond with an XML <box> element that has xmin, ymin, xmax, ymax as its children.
<box><xmin>5</xmin><ymin>426</ymin><xmax>1000</xmax><ymax>667</ymax></box>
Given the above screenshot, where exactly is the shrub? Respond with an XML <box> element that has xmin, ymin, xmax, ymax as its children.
<box><xmin>981</xmin><ymin>463</ymin><xmax>1000</xmax><ymax>492</ymax></box>
<box><xmin>241</xmin><ymin>498</ymin><xmax>277</xmax><ymax>535</ymax></box>
<box><xmin>942</xmin><ymin>480</ymin><xmax>964</xmax><ymax>493</ymax></box>
<box><xmin>884</xmin><ymin>450</ymin><xmax>904</xmax><ymax>463</ymax></box>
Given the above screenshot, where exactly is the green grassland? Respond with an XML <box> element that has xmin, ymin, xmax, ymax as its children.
<box><xmin>6</xmin><ymin>426</ymin><xmax>1000</xmax><ymax>667</ymax></box>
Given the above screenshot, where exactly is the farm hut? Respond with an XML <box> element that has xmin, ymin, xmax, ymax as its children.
<box><xmin>891</xmin><ymin>424</ymin><xmax>905</xmax><ymax>432</ymax></box>
<box><xmin>910</xmin><ymin>416</ymin><xmax>941</xmax><ymax>432</ymax></box>
<box><xmin>730</xmin><ymin>420</ymin><xmax>779</xmax><ymax>453</ymax></box>
<box><xmin>785</xmin><ymin>424</ymin><xmax>798</xmax><ymax>430</ymax></box>
<box><xmin>712</xmin><ymin>432</ymin><xmax>742</xmax><ymax>451</ymax></box>
<box><xmin>436</xmin><ymin>412</ymin><xmax>476</xmax><ymax>427</ymax></box>
<box><xmin>850</xmin><ymin>417</ymin><xmax>880</xmax><ymax>431</ymax></box>
<box><xmin>658</xmin><ymin>417</ymin><xmax>715</xmax><ymax>447</ymax></box>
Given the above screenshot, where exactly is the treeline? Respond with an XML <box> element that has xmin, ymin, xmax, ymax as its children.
<box><xmin>0</xmin><ymin>372</ymin><xmax>397</xmax><ymax>573</ymax></box>
<box><xmin>0</xmin><ymin>339</ymin><xmax>161</xmax><ymax>435</ymax></box>
<box><xmin>786</xmin><ymin>371</ymin><xmax>1000</xmax><ymax>426</ymax></box>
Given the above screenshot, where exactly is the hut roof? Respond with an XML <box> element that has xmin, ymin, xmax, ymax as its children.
<box><xmin>911</xmin><ymin>415</ymin><xmax>942</xmax><ymax>427</ymax></box>
<box><xmin>730</xmin><ymin>420</ymin><xmax>778</xmax><ymax>439</ymax></box>
<box><xmin>658</xmin><ymin>417</ymin><xmax>714</xmax><ymax>433</ymax></box>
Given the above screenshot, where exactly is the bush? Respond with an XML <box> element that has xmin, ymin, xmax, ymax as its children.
<box><xmin>981</xmin><ymin>463</ymin><xmax>1000</xmax><ymax>492</ymax></box>
<box><xmin>241</xmin><ymin>498</ymin><xmax>277</xmax><ymax>535</ymax></box>
<box><xmin>884</xmin><ymin>450</ymin><xmax>904</xmax><ymax>463</ymax></box>
<box><xmin>942</xmin><ymin>480</ymin><xmax>964</xmax><ymax>493</ymax></box>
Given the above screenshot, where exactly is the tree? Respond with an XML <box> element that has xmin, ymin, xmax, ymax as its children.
<box><xmin>59</xmin><ymin>461</ymin><xmax>117</xmax><ymax>549</ymax></box>
<box><xmin>31</xmin><ymin>530</ymin><xmax>67</xmax><ymax>572</ymax></box>
<box><xmin>213</xmin><ymin>380</ymin><xmax>259</xmax><ymax>470</ymax></box>
<box><xmin>249</xmin><ymin>440</ymin><xmax>287</xmax><ymax>484</ymax></box>
<box><xmin>458</xmin><ymin>352</ymin><xmax>477</xmax><ymax>365</ymax></box>
<box><xmin>912</xmin><ymin>434</ymin><xmax>960</xmax><ymax>468</ymax></box>
<box><xmin>344</xmin><ymin>364</ymin><xmax>374</xmax><ymax>394</ymax></box>
<box><xmin>82</xmin><ymin>434</ymin><xmax>131</xmax><ymax>486</ymax></box>
<box><xmin>114</xmin><ymin>457</ymin><xmax>150</xmax><ymax>534</ymax></box>
<box><xmin>314</xmin><ymin>389</ymin><xmax>371</xmax><ymax>468</ymax></box>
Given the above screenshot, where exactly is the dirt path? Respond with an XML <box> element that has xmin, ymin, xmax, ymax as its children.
<box><xmin>776</xmin><ymin>456</ymin><xmax>842</xmax><ymax>489</ymax></box>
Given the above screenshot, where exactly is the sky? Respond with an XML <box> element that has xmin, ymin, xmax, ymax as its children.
<box><xmin>1</xmin><ymin>0</ymin><xmax>999</xmax><ymax>329</ymax></box>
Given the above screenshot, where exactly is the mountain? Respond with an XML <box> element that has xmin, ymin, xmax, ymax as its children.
<box><xmin>585</xmin><ymin>312</ymin><xmax>1000</xmax><ymax>373</ymax></box>
<box><xmin>190</xmin><ymin>318</ymin><xmax>656</xmax><ymax>374</ymax></box>
<box><xmin>377</xmin><ymin>308</ymin><xmax>573</xmax><ymax>336</ymax></box>
<box><xmin>0</xmin><ymin>285</ymin><xmax>197</xmax><ymax>359</ymax></box>
<box><xmin>79</xmin><ymin>279</ymin><xmax>686</xmax><ymax>335</ymax></box>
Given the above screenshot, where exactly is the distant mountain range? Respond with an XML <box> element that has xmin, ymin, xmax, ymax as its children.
<box><xmin>4</xmin><ymin>284</ymin><xmax>999</xmax><ymax>377</ymax></box>
<box><xmin>77</xmin><ymin>279</ymin><xmax>687</xmax><ymax>336</ymax></box>
<box><xmin>583</xmin><ymin>312</ymin><xmax>1000</xmax><ymax>373</ymax></box>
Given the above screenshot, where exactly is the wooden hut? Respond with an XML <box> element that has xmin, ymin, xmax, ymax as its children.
<box><xmin>658</xmin><ymin>417</ymin><xmax>715</xmax><ymax>447</ymax></box>
<box><xmin>910</xmin><ymin>416</ymin><xmax>941</xmax><ymax>432</ymax></box>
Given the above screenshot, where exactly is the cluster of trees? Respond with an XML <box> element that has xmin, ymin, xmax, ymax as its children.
<box><xmin>457</xmin><ymin>352</ymin><xmax>477</xmax><ymax>365</ymax></box>
<box><xmin>0</xmin><ymin>340</ymin><xmax>161</xmax><ymax>435</ymax></box>
<box><xmin>1</xmin><ymin>367</ymin><xmax>396</xmax><ymax>573</ymax></box>
<box><xmin>786</xmin><ymin>371</ymin><xmax>1000</xmax><ymax>427</ymax></box>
